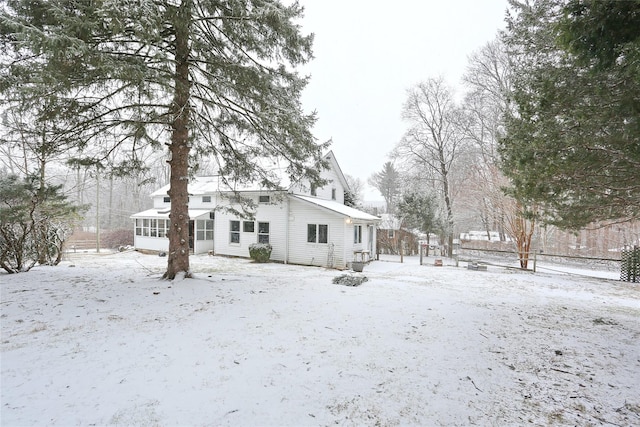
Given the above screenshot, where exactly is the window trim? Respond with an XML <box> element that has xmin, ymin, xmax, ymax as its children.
<box><xmin>196</xmin><ymin>219</ymin><xmax>214</xmax><ymax>240</ymax></box>
<box><xmin>307</xmin><ymin>223</ymin><xmax>328</xmax><ymax>244</ymax></box>
<box><xmin>230</xmin><ymin>220</ymin><xmax>240</xmax><ymax>244</ymax></box>
<box><xmin>318</xmin><ymin>224</ymin><xmax>328</xmax><ymax>244</ymax></box>
<box><xmin>243</xmin><ymin>220</ymin><xmax>255</xmax><ymax>233</ymax></box>
<box><xmin>354</xmin><ymin>225</ymin><xmax>362</xmax><ymax>244</ymax></box>
<box><xmin>258</xmin><ymin>221</ymin><xmax>270</xmax><ymax>243</ymax></box>
<box><xmin>135</xmin><ymin>218</ymin><xmax>168</xmax><ymax>238</ymax></box>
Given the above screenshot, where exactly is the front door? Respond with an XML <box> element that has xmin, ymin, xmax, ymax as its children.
<box><xmin>368</xmin><ymin>225</ymin><xmax>374</xmax><ymax>254</ymax></box>
<box><xmin>189</xmin><ymin>220</ymin><xmax>194</xmax><ymax>252</ymax></box>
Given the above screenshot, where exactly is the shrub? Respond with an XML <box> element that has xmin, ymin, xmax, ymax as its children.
<box><xmin>102</xmin><ymin>229</ymin><xmax>134</xmax><ymax>249</ymax></box>
<box><xmin>332</xmin><ymin>274</ymin><xmax>368</xmax><ymax>287</ymax></box>
<box><xmin>0</xmin><ymin>174</ymin><xmax>83</xmax><ymax>273</ymax></box>
<box><xmin>249</xmin><ymin>243</ymin><xmax>272</xmax><ymax>263</ymax></box>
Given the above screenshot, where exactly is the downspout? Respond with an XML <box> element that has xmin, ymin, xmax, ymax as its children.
<box><xmin>344</xmin><ymin>217</ymin><xmax>350</xmax><ymax>269</ymax></box>
<box><xmin>285</xmin><ymin>193</ymin><xmax>290</xmax><ymax>264</ymax></box>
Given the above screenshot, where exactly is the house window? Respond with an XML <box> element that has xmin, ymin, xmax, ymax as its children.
<box><xmin>202</xmin><ymin>196</ymin><xmax>211</xmax><ymax>203</ymax></box>
<box><xmin>388</xmin><ymin>229</ymin><xmax>395</xmax><ymax>238</ymax></box>
<box><xmin>318</xmin><ymin>224</ymin><xmax>328</xmax><ymax>243</ymax></box>
<box><xmin>158</xmin><ymin>219</ymin><xmax>168</xmax><ymax>238</ymax></box>
<box><xmin>331</xmin><ymin>188</ymin><xmax>336</xmax><ymax>200</ymax></box>
<box><xmin>307</xmin><ymin>224</ymin><xmax>328</xmax><ymax>244</ymax></box>
<box><xmin>163</xmin><ymin>196</ymin><xmax>170</xmax><ymax>203</ymax></box>
<box><xmin>205</xmin><ymin>220</ymin><xmax>213</xmax><ymax>239</ymax></box>
<box><xmin>259</xmin><ymin>195</ymin><xmax>270</xmax><ymax>203</ymax></box>
<box><xmin>243</xmin><ymin>221</ymin><xmax>255</xmax><ymax>233</ymax></box>
<box><xmin>354</xmin><ymin>225</ymin><xmax>362</xmax><ymax>244</ymax></box>
<box><xmin>136</xmin><ymin>218</ymin><xmax>169</xmax><ymax>237</ymax></box>
<box><xmin>196</xmin><ymin>219</ymin><xmax>214</xmax><ymax>240</ymax></box>
<box><xmin>258</xmin><ymin>222</ymin><xmax>270</xmax><ymax>243</ymax></box>
<box><xmin>307</xmin><ymin>224</ymin><xmax>316</xmax><ymax>243</ymax></box>
<box><xmin>230</xmin><ymin>220</ymin><xmax>240</xmax><ymax>243</ymax></box>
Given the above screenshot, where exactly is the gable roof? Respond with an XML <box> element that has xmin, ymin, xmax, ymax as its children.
<box><xmin>292</xmin><ymin>195</ymin><xmax>380</xmax><ymax>221</ymax></box>
<box><xmin>150</xmin><ymin>151</ymin><xmax>347</xmax><ymax>197</ymax></box>
<box><xmin>323</xmin><ymin>150</ymin><xmax>350</xmax><ymax>191</ymax></box>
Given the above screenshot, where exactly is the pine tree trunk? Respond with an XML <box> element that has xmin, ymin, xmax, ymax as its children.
<box><xmin>163</xmin><ymin>1</ymin><xmax>192</xmax><ymax>280</ymax></box>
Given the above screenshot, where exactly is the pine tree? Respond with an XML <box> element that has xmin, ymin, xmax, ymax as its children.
<box><xmin>397</xmin><ymin>192</ymin><xmax>441</xmax><ymax>255</ymax></box>
<box><xmin>500</xmin><ymin>0</ymin><xmax>640</xmax><ymax>229</ymax></box>
<box><xmin>1</xmin><ymin>0</ymin><xmax>327</xmax><ymax>279</ymax></box>
<box><xmin>368</xmin><ymin>162</ymin><xmax>401</xmax><ymax>214</ymax></box>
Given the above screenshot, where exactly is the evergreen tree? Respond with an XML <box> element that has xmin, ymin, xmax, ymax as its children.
<box><xmin>0</xmin><ymin>174</ymin><xmax>83</xmax><ymax>273</ymax></box>
<box><xmin>397</xmin><ymin>192</ymin><xmax>441</xmax><ymax>254</ymax></box>
<box><xmin>500</xmin><ymin>0</ymin><xmax>640</xmax><ymax>229</ymax></box>
<box><xmin>1</xmin><ymin>0</ymin><xmax>327</xmax><ymax>279</ymax></box>
<box><xmin>368</xmin><ymin>162</ymin><xmax>401</xmax><ymax>214</ymax></box>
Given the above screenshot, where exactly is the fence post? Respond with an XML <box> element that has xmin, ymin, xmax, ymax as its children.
<box><xmin>533</xmin><ymin>250</ymin><xmax>537</xmax><ymax>273</ymax></box>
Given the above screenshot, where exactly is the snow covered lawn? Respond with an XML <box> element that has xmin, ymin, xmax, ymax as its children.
<box><xmin>2</xmin><ymin>251</ymin><xmax>639</xmax><ymax>426</ymax></box>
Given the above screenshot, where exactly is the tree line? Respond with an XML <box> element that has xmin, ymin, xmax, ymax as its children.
<box><xmin>1</xmin><ymin>0</ymin><xmax>638</xmax><ymax>274</ymax></box>
<box><xmin>365</xmin><ymin>0</ymin><xmax>639</xmax><ymax>266</ymax></box>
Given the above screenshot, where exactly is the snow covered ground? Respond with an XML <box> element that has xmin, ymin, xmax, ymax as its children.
<box><xmin>1</xmin><ymin>251</ymin><xmax>639</xmax><ymax>426</ymax></box>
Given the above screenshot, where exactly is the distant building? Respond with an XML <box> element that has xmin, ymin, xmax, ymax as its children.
<box><xmin>376</xmin><ymin>214</ymin><xmax>421</xmax><ymax>255</ymax></box>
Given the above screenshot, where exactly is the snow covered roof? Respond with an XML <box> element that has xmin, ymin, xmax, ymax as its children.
<box><xmin>292</xmin><ymin>195</ymin><xmax>380</xmax><ymax>221</ymax></box>
<box><xmin>130</xmin><ymin>208</ymin><xmax>212</xmax><ymax>219</ymax></box>
<box><xmin>149</xmin><ymin>151</ymin><xmax>347</xmax><ymax>197</ymax></box>
<box><xmin>149</xmin><ymin>175</ymin><xmax>288</xmax><ymax>197</ymax></box>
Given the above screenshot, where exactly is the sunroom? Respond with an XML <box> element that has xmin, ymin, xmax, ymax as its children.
<box><xmin>131</xmin><ymin>208</ymin><xmax>214</xmax><ymax>254</ymax></box>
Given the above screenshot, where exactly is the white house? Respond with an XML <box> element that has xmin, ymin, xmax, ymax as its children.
<box><xmin>131</xmin><ymin>152</ymin><xmax>379</xmax><ymax>269</ymax></box>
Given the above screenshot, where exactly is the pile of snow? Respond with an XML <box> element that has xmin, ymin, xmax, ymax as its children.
<box><xmin>1</xmin><ymin>251</ymin><xmax>639</xmax><ymax>426</ymax></box>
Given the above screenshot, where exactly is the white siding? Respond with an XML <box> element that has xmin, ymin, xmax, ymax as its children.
<box><xmin>316</xmin><ymin>166</ymin><xmax>345</xmax><ymax>204</ymax></box>
<box><xmin>287</xmin><ymin>198</ymin><xmax>347</xmax><ymax>268</ymax></box>
<box><xmin>289</xmin><ymin>167</ymin><xmax>345</xmax><ymax>204</ymax></box>
<box><xmin>152</xmin><ymin>193</ymin><xmax>219</xmax><ymax>210</ymax></box>
<box><xmin>133</xmin><ymin>235</ymin><xmax>169</xmax><ymax>252</ymax></box>
<box><xmin>189</xmin><ymin>194</ymin><xmax>217</xmax><ymax>209</ymax></box>
<box><xmin>153</xmin><ymin>195</ymin><xmax>170</xmax><ymax>209</ymax></box>
<box><xmin>212</xmin><ymin>195</ymin><xmax>288</xmax><ymax>261</ymax></box>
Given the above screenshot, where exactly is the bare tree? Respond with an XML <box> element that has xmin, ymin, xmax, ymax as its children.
<box><xmin>344</xmin><ymin>174</ymin><xmax>364</xmax><ymax>208</ymax></box>
<box><xmin>395</xmin><ymin>77</ymin><xmax>467</xmax><ymax>256</ymax></box>
<box><xmin>462</xmin><ymin>37</ymin><xmax>538</xmax><ymax>266</ymax></box>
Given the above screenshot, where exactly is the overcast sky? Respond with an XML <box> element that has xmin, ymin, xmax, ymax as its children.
<box><xmin>296</xmin><ymin>1</ymin><xmax>509</xmax><ymax>200</ymax></box>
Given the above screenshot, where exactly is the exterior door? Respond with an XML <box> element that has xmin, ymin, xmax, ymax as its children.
<box><xmin>189</xmin><ymin>220</ymin><xmax>194</xmax><ymax>252</ymax></box>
